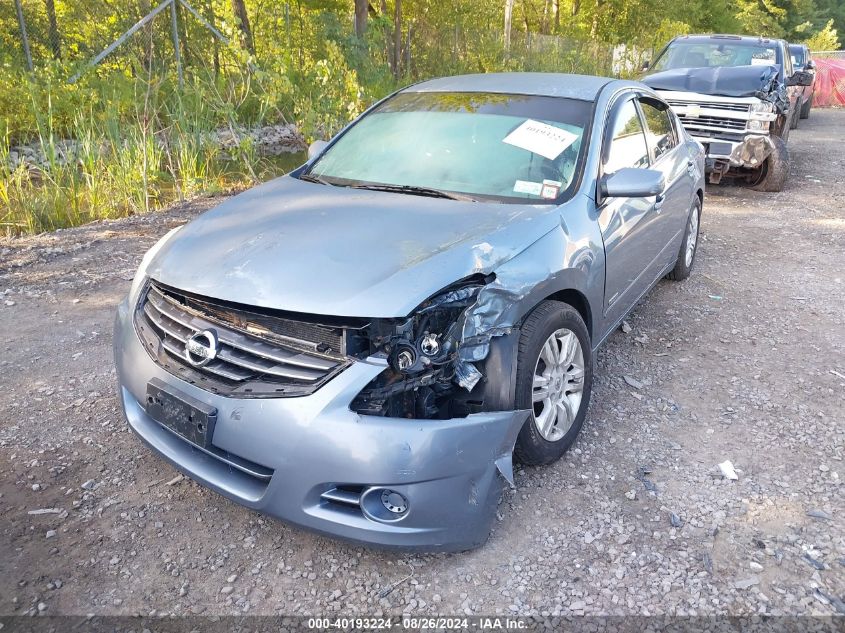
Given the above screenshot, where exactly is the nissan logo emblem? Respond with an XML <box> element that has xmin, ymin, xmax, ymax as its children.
<box><xmin>184</xmin><ymin>329</ymin><xmax>219</xmax><ymax>367</ymax></box>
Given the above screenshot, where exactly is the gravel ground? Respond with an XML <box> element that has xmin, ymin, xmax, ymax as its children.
<box><xmin>1</xmin><ymin>109</ymin><xmax>843</xmax><ymax>620</ymax></box>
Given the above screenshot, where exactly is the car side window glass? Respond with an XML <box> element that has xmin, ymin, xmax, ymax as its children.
<box><xmin>604</xmin><ymin>100</ymin><xmax>649</xmax><ymax>174</ymax></box>
<box><xmin>639</xmin><ymin>100</ymin><xmax>677</xmax><ymax>162</ymax></box>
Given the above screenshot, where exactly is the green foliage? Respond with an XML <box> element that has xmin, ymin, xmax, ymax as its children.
<box><xmin>291</xmin><ymin>41</ymin><xmax>366</xmax><ymax>140</ymax></box>
<box><xmin>805</xmin><ymin>19</ymin><xmax>841</xmax><ymax>50</ymax></box>
<box><xmin>2</xmin><ymin>0</ymin><xmax>843</xmax><ymax>235</ymax></box>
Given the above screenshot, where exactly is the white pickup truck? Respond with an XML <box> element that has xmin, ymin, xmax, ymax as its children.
<box><xmin>642</xmin><ymin>34</ymin><xmax>813</xmax><ymax>191</ymax></box>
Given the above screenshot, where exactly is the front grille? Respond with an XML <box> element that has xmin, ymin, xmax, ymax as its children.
<box><xmin>677</xmin><ymin>115</ymin><xmax>747</xmax><ymax>132</ymax></box>
<box><xmin>135</xmin><ymin>282</ymin><xmax>350</xmax><ymax>398</ymax></box>
<box><xmin>667</xmin><ymin>100</ymin><xmax>751</xmax><ymax>113</ymax></box>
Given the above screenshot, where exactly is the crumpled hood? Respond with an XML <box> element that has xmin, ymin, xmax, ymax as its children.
<box><xmin>644</xmin><ymin>64</ymin><xmax>784</xmax><ymax>100</ymax></box>
<box><xmin>148</xmin><ymin>176</ymin><xmax>561</xmax><ymax>317</ymax></box>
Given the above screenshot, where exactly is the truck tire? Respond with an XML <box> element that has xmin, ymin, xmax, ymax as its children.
<box><xmin>750</xmin><ymin>136</ymin><xmax>789</xmax><ymax>192</ymax></box>
<box><xmin>800</xmin><ymin>94</ymin><xmax>813</xmax><ymax>119</ymax></box>
<box><xmin>513</xmin><ymin>301</ymin><xmax>592</xmax><ymax>466</ymax></box>
<box><xmin>773</xmin><ymin>114</ymin><xmax>789</xmax><ymax>141</ymax></box>
<box><xmin>790</xmin><ymin>105</ymin><xmax>799</xmax><ymax>129</ymax></box>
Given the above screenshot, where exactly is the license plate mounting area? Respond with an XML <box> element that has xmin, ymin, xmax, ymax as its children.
<box><xmin>145</xmin><ymin>378</ymin><xmax>218</xmax><ymax>449</ymax></box>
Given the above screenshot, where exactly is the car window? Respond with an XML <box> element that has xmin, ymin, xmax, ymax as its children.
<box><xmin>782</xmin><ymin>44</ymin><xmax>793</xmax><ymax>76</ymax></box>
<box><xmin>639</xmin><ymin>100</ymin><xmax>677</xmax><ymax>162</ymax></box>
<box><xmin>651</xmin><ymin>41</ymin><xmax>780</xmax><ymax>72</ymax></box>
<box><xmin>307</xmin><ymin>92</ymin><xmax>591</xmax><ymax>204</ymax></box>
<box><xmin>604</xmin><ymin>100</ymin><xmax>649</xmax><ymax>173</ymax></box>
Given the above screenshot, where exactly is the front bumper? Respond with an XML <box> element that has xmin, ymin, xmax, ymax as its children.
<box><xmin>114</xmin><ymin>298</ymin><xmax>527</xmax><ymax>551</ymax></box>
<box><xmin>694</xmin><ymin>134</ymin><xmax>774</xmax><ymax>173</ymax></box>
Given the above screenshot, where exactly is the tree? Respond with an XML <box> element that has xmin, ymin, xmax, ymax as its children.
<box><xmin>504</xmin><ymin>0</ymin><xmax>514</xmax><ymax>51</ymax></box>
<box><xmin>394</xmin><ymin>0</ymin><xmax>402</xmax><ymax>76</ymax></box>
<box><xmin>44</xmin><ymin>0</ymin><xmax>60</xmax><ymax>59</ymax></box>
<box><xmin>355</xmin><ymin>0</ymin><xmax>368</xmax><ymax>37</ymax></box>
<box><xmin>805</xmin><ymin>18</ymin><xmax>841</xmax><ymax>50</ymax></box>
<box><xmin>230</xmin><ymin>0</ymin><xmax>255</xmax><ymax>55</ymax></box>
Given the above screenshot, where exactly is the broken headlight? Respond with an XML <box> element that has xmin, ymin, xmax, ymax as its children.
<box><xmin>749</xmin><ymin>101</ymin><xmax>777</xmax><ymax>122</ymax></box>
<box><xmin>350</xmin><ymin>275</ymin><xmax>494</xmax><ymax>418</ymax></box>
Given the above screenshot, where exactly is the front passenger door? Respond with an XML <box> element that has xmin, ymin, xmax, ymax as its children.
<box><xmin>638</xmin><ymin>97</ymin><xmax>692</xmax><ymax>267</ymax></box>
<box><xmin>598</xmin><ymin>97</ymin><xmax>664</xmax><ymax>329</ymax></box>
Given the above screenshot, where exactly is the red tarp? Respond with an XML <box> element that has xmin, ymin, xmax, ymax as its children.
<box><xmin>813</xmin><ymin>58</ymin><xmax>845</xmax><ymax>107</ymax></box>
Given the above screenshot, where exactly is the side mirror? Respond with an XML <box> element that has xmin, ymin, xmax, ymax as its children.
<box><xmin>641</xmin><ymin>60</ymin><xmax>650</xmax><ymax>71</ymax></box>
<box><xmin>601</xmin><ymin>168</ymin><xmax>665</xmax><ymax>199</ymax></box>
<box><xmin>787</xmin><ymin>70</ymin><xmax>813</xmax><ymax>87</ymax></box>
<box><xmin>308</xmin><ymin>140</ymin><xmax>328</xmax><ymax>160</ymax></box>
<box><xmin>805</xmin><ymin>59</ymin><xmax>816</xmax><ymax>71</ymax></box>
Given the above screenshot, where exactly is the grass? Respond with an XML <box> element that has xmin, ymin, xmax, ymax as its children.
<box><xmin>0</xmin><ymin>73</ymin><xmax>308</xmax><ymax>238</ymax></box>
<box><xmin>0</xmin><ymin>28</ymin><xmax>617</xmax><ymax>238</ymax></box>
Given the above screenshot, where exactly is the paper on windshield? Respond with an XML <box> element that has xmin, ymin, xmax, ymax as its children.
<box><xmin>503</xmin><ymin>120</ymin><xmax>578</xmax><ymax>160</ymax></box>
<box><xmin>751</xmin><ymin>57</ymin><xmax>775</xmax><ymax>66</ymax></box>
<box><xmin>513</xmin><ymin>180</ymin><xmax>543</xmax><ymax>195</ymax></box>
<box><xmin>540</xmin><ymin>179</ymin><xmax>562</xmax><ymax>199</ymax></box>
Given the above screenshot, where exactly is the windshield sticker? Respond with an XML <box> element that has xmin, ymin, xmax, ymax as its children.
<box><xmin>503</xmin><ymin>120</ymin><xmax>579</xmax><ymax>160</ymax></box>
<box><xmin>541</xmin><ymin>179</ymin><xmax>562</xmax><ymax>199</ymax></box>
<box><xmin>751</xmin><ymin>57</ymin><xmax>774</xmax><ymax>66</ymax></box>
<box><xmin>513</xmin><ymin>180</ymin><xmax>543</xmax><ymax>196</ymax></box>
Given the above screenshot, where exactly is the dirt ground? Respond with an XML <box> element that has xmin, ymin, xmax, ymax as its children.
<box><xmin>1</xmin><ymin>109</ymin><xmax>843</xmax><ymax>620</ymax></box>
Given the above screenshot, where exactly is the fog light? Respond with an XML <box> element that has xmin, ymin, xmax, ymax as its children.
<box><xmin>381</xmin><ymin>489</ymin><xmax>408</xmax><ymax>514</ymax></box>
<box><xmin>360</xmin><ymin>486</ymin><xmax>411</xmax><ymax>522</ymax></box>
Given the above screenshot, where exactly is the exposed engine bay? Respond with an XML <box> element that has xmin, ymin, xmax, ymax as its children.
<box><xmin>348</xmin><ymin>274</ymin><xmax>496</xmax><ymax>419</ymax></box>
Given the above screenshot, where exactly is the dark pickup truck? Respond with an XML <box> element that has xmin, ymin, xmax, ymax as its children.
<box><xmin>642</xmin><ymin>34</ymin><xmax>813</xmax><ymax>191</ymax></box>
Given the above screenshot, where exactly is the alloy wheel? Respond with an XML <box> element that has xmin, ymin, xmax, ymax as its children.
<box><xmin>685</xmin><ymin>205</ymin><xmax>699</xmax><ymax>268</ymax></box>
<box><xmin>531</xmin><ymin>328</ymin><xmax>585</xmax><ymax>442</ymax></box>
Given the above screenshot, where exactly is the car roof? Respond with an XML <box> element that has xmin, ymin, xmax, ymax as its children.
<box><xmin>788</xmin><ymin>43</ymin><xmax>809</xmax><ymax>51</ymax></box>
<box><xmin>674</xmin><ymin>34</ymin><xmax>786</xmax><ymax>46</ymax></box>
<box><xmin>403</xmin><ymin>73</ymin><xmax>621</xmax><ymax>101</ymax></box>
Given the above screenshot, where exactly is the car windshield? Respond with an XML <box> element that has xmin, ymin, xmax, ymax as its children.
<box><xmin>651</xmin><ymin>40</ymin><xmax>781</xmax><ymax>72</ymax></box>
<box><xmin>304</xmin><ymin>91</ymin><xmax>592</xmax><ymax>204</ymax></box>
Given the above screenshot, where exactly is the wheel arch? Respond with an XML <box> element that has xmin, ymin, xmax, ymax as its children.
<box><xmin>544</xmin><ymin>289</ymin><xmax>592</xmax><ymax>343</ymax></box>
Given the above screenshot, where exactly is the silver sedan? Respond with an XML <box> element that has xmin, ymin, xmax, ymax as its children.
<box><xmin>114</xmin><ymin>72</ymin><xmax>705</xmax><ymax>550</ymax></box>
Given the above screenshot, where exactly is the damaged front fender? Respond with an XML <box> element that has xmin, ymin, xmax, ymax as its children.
<box><xmin>351</xmin><ymin>213</ymin><xmax>602</xmax><ymax>419</ymax></box>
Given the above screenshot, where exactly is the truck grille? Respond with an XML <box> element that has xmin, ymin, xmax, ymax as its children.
<box><xmin>676</xmin><ymin>115</ymin><xmax>747</xmax><ymax>132</ymax></box>
<box><xmin>134</xmin><ymin>282</ymin><xmax>350</xmax><ymax>398</ymax></box>
<box><xmin>667</xmin><ymin>100</ymin><xmax>751</xmax><ymax>114</ymax></box>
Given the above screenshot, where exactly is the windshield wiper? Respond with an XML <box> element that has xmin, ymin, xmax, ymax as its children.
<box><xmin>298</xmin><ymin>173</ymin><xmax>333</xmax><ymax>185</ymax></box>
<box><xmin>348</xmin><ymin>183</ymin><xmax>472</xmax><ymax>201</ymax></box>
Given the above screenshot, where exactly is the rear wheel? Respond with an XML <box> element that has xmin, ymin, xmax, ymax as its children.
<box><xmin>513</xmin><ymin>302</ymin><xmax>592</xmax><ymax>466</ymax></box>
<box><xmin>749</xmin><ymin>135</ymin><xmax>789</xmax><ymax>192</ymax></box>
<box><xmin>800</xmin><ymin>94</ymin><xmax>813</xmax><ymax>119</ymax></box>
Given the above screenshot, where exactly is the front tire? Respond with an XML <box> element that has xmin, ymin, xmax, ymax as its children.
<box><xmin>749</xmin><ymin>135</ymin><xmax>789</xmax><ymax>192</ymax></box>
<box><xmin>800</xmin><ymin>94</ymin><xmax>813</xmax><ymax>119</ymax></box>
<box><xmin>513</xmin><ymin>301</ymin><xmax>592</xmax><ymax>466</ymax></box>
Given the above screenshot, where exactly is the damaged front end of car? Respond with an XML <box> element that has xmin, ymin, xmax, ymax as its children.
<box><xmin>117</xmin><ymin>259</ymin><xmax>539</xmax><ymax>550</ymax></box>
<box><xmin>349</xmin><ymin>274</ymin><xmax>497</xmax><ymax>419</ymax></box>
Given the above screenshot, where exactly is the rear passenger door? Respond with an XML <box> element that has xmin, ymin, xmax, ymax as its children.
<box><xmin>638</xmin><ymin>96</ymin><xmax>692</xmax><ymax>266</ymax></box>
<box><xmin>598</xmin><ymin>96</ymin><xmax>662</xmax><ymax>328</ymax></box>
